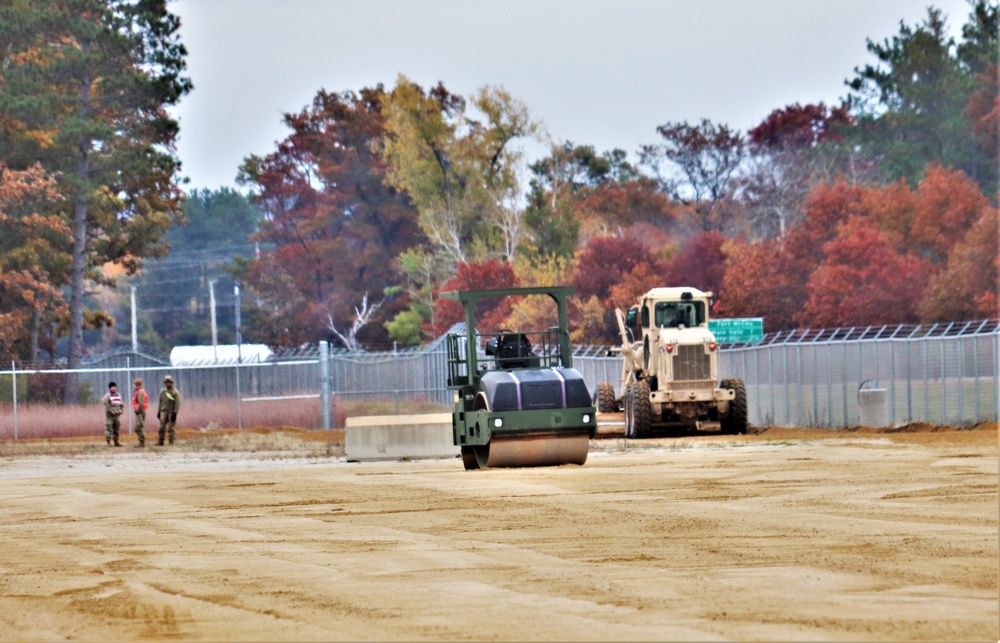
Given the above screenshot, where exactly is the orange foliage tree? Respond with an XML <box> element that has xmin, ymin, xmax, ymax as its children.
<box><xmin>0</xmin><ymin>164</ymin><xmax>69</xmax><ymax>361</ymax></box>
<box><xmin>800</xmin><ymin>217</ymin><xmax>930</xmax><ymax>327</ymax></box>
<box><xmin>920</xmin><ymin>207</ymin><xmax>1000</xmax><ymax>321</ymax></box>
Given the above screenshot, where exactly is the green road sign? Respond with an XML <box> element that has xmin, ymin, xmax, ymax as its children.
<box><xmin>709</xmin><ymin>318</ymin><xmax>764</xmax><ymax>344</ymax></box>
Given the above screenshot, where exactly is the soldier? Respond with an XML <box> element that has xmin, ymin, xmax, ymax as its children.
<box><xmin>132</xmin><ymin>378</ymin><xmax>148</xmax><ymax>447</ymax></box>
<box><xmin>101</xmin><ymin>381</ymin><xmax>125</xmax><ymax>447</ymax></box>
<box><xmin>156</xmin><ymin>375</ymin><xmax>181</xmax><ymax>446</ymax></box>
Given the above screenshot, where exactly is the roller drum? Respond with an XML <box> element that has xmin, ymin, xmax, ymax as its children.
<box><xmin>476</xmin><ymin>433</ymin><xmax>590</xmax><ymax>468</ymax></box>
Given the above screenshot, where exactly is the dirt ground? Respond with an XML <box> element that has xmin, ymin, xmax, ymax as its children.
<box><xmin>0</xmin><ymin>419</ymin><xmax>996</xmax><ymax>642</ymax></box>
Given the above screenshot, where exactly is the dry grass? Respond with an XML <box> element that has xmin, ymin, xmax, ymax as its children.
<box><xmin>0</xmin><ymin>396</ymin><xmax>450</xmax><ymax>440</ymax></box>
<box><xmin>0</xmin><ymin>426</ymin><xmax>347</xmax><ymax>458</ymax></box>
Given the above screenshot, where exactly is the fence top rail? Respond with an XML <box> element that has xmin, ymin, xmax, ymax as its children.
<box><xmin>10</xmin><ymin>319</ymin><xmax>997</xmax><ymax>373</ymax></box>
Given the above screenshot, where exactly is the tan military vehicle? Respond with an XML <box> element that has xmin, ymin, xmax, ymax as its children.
<box><xmin>596</xmin><ymin>287</ymin><xmax>748</xmax><ymax>436</ymax></box>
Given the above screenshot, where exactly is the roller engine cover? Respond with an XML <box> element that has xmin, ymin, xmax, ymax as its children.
<box><xmin>480</xmin><ymin>368</ymin><xmax>592</xmax><ymax>411</ymax></box>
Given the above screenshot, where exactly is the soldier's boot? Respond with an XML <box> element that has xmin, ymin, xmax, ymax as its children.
<box><xmin>113</xmin><ymin>441</ymin><xmax>122</xmax><ymax>447</ymax></box>
<box><xmin>106</xmin><ymin>437</ymin><xmax>111</xmax><ymax>446</ymax></box>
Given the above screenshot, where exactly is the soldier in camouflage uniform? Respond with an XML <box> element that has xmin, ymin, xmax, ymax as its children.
<box><xmin>157</xmin><ymin>375</ymin><xmax>181</xmax><ymax>446</ymax></box>
<box><xmin>101</xmin><ymin>382</ymin><xmax>125</xmax><ymax>447</ymax></box>
<box><xmin>132</xmin><ymin>378</ymin><xmax>149</xmax><ymax>447</ymax></box>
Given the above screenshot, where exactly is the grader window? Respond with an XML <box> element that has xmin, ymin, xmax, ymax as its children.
<box><xmin>655</xmin><ymin>301</ymin><xmax>705</xmax><ymax>328</ymax></box>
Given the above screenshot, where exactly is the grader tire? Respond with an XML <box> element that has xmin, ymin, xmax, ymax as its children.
<box><xmin>633</xmin><ymin>380</ymin><xmax>652</xmax><ymax>438</ymax></box>
<box><xmin>720</xmin><ymin>378</ymin><xmax>748</xmax><ymax>434</ymax></box>
<box><xmin>596</xmin><ymin>382</ymin><xmax>618</xmax><ymax>413</ymax></box>
<box><xmin>623</xmin><ymin>383</ymin><xmax>635</xmax><ymax>438</ymax></box>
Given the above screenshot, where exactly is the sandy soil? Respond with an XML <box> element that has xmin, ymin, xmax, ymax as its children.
<box><xmin>0</xmin><ymin>421</ymin><xmax>995</xmax><ymax>642</ymax></box>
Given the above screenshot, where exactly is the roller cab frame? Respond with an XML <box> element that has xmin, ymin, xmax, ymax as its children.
<box><xmin>443</xmin><ymin>286</ymin><xmax>596</xmax><ymax>469</ymax></box>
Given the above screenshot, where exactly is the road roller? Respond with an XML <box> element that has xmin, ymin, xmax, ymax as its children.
<box><xmin>442</xmin><ymin>286</ymin><xmax>597</xmax><ymax>469</ymax></box>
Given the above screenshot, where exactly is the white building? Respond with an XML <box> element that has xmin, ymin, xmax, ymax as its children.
<box><xmin>169</xmin><ymin>344</ymin><xmax>272</xmax><ymax>366</ymax></box>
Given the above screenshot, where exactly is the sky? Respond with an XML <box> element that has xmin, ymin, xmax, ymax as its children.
<box><xmin>169</xmin><ymin>0</ymin><xmax>973</xmax><ymax>192</ymax></box>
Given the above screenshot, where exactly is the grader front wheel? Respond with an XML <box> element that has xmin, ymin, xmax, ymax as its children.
<box><xmin>624</xmin><ymin>381</ymin><xmax>652</xmax><ymax>438</ymax></box>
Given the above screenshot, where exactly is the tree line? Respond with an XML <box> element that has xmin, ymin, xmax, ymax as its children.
<box><xmin>0</xmin><ymin>2</ymin><xmax>995</xmax><ymax>363</ymax></box>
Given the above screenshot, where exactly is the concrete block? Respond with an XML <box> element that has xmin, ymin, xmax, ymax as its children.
<box><xmin>345</xmin><ymin>413</ymin><xmax>458</xmax><ymax>462</ymax></box>
<box><xmin>859</xmin><ymin>388</ymin><xmax>890</xmax><ymax>428</ymax></box>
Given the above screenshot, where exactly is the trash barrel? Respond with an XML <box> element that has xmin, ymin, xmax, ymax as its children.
<box><xmin>858</xmin><ymin>387</ymin><xmax>889</xmax><ymax>428</ymax></box>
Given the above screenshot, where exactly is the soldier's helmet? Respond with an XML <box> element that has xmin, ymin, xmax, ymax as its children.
<box><xmin>164</xmin><ymin>375</ymin><xmax>174</xmax><ymax>383</ymax></box>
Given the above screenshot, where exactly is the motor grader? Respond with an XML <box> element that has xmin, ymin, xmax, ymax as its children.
<box><xmin>443</xmin><ymin>286</ymin><xmax>596</xmax><ymax>469</ymax></box>
<box><xmin>595</xmin><ymin>287</ymin><xmax>748</xmax><ymax>437</ymax></box>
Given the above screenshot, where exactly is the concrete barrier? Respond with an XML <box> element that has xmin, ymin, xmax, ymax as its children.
<box><xmin>345</xmin><ymin>413</ymin><xmax>458</xmax><ymax>462</ymax></box>
<box><xmin>859</xmin><ymin>388</ymin><xmax>890</xmax><ymax>428</ymax></box>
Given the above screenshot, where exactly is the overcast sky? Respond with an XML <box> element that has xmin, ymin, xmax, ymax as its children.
<box><xmin>169</xmin><ymin>0</ymin><xmax>972</xmax><ymax>192</ymax></box>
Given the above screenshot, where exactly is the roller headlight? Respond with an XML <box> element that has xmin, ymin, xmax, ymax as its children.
<box><xmin>582</xmin><ymin>414</ymin><xmax>591</xmax><ymax>424</ymax></box>
<box><xmin>494</xmin><ymin>418</ymin><xmax>503</xmax><ymax>428</ymax></box>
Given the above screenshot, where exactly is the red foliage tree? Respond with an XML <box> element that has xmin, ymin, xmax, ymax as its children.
<box><xmin>570</xmin><ymin>236</ymin><xmax>651</xmax><ymax>303</ymax></box>
<box><xmin>800</xmin><ymin>217</ymin><xmax>930</xmax><ymax>327</ymax></box>
<box><xmin>748</xmin><ymin>102</ymin><xmax>852</xmax><ymax>150</ymax></box>
<box><xmin>427</xmin><ymin>260</ymin><xmax>519</xmax><ymax>337</ymax></box>
<box><xmin>662</xmin><ymin>231</ymin><xmax>728</xmax><ymax>297</ymax></box>
<box><xmin>238</xmin><ymin>87</ymin><xmax>424</xmax><ymax>347</ymax></box>
<box><xmin>717</xmin><ymin>238</ymin><xmax>807</xmax><ymax>331</ymax></box>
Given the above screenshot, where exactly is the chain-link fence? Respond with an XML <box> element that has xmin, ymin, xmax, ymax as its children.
<box><xmin>1</xmin><ymin>320</ymin><xmax>996</xmax><ymax>439</ymax></box>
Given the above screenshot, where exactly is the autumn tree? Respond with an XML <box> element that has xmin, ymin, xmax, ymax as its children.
<box><xmin>427</xmin><ymin>260</ymin><xmax>519</xmax><ymax>338</ymax></box>
<box><xmin>522</xmin><ymin>141</ymin><xmax>641</xmax><ymax>259</ymax></box>
<box><xmin>800</xmin><ymin>217</ymin><xmax>930</xmax><ymax>327</ymax></box>
<box><xmin>570</xmin><ymin>236</ymin><xmax>655</xmax><ymax>342</ymax></box>
<box><xmin>0</xmin><ymin>164</ymin><xmax>68</xmax><ymax>362</ymax></box>
<box><xmin>717</xmin><ymin>239</ymin><xmax>806</xmax><ymax>331</ymax></box>
<box><xmin>720</xmin><ymin>179</ymin><xmax>868</xmax><ymax>331</ymax></box>
<box><xmin>381</xmin><ymin>76</ymin><xmax>539</xmax><ymax>265</ymax></box>
<box><xmin>0</xmin><ymin>0</ymin><xmax>191</xmax><ymax>382</ymax></box>
<box><xmin>742</xmin><ymin>102</ymin><xmax>857</xmax><ymax>239</ymax></box>
<box><xmin>661</xmin><ymin>231</ymin><xmax>728</xmax><ymax>298</ymax></box>
<box><xmin>640</xmin><ymin>119</ymin><xmax>745</xmax><ymax>232</ymax></box>
<box><xmin>237</xmin><ymin>86</ymin><xmax>423</xmax><ymax>350</ymax></box>
<box><xmin>919</xmin><ymin>206</ymin><xmax>999</xmax><ymax>321</ymax></box>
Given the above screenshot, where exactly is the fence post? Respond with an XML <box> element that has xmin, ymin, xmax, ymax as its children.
<box><xmin>126</xmin><ymin>356</ymin><xmax>133</xmax><ymax>435</ymax></box>
<box><xmin>973</xmin><ymin>334</ymin><xmax>980</xmax><ymax>424</ymax></box>
<box><xmin>993</xmin><ymin>332</ymin><xmax>998</xmax><ymax>423</ymax></box>
<box><xmin>906</xmin><ymin>339</ymin><xmax>912</xmax><ymax>422</ymax></box>
<box><xmin>825</xmin><ymin>344</ymin><xmax>832</xmax><ymax>427</ymax></box>
<box><xmin>319</xmin><ymin>340</ymin><xmax>330</xmax><ymax>430</ymax></box>
<box><xmin>768</xmin><ymin>348</ymin><xmax>775</xmax><ymax>426</ymax></box>
<box><xmin>783</xmin><ymin>346</ymin><xmax>789</xmax><ymax>426</ymax></box>
<box><xmin>957</xmin><ymin>337</ymin><xmax>964</xmax><ymax>423</ymax></box>
<box><xmin>12</xmin><ymin>360</ymin><xmax>17</xmax><ymax>440</ymax></box>
<box><xmin>888</xmin><ymin>341</ymin><xmax>895</xmax><ymax>426</ymax></box>
<box><xmin>235</xmin><ymin>360</ymin><xmax>242</xmax><ymax>430</ymax></box>
<box><xmin>940</xmin><ymin>340</ymin><xmax>947</xmax><ymax>424</ymax></box>
<box><xmin>841</xmin><ymin>343</ymin><xmax>848</xmax><ymax>426</ymax></box>
<box><xmin>923</xmin><ymin>339</ymin><xmax>929</xmax><ymax>422</ymax></box>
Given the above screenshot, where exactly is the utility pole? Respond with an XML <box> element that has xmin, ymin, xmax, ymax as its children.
<box><xmin>234</xmin><ymin>285</ymin><xmax>242</xmax><ymax>363</ymax></box>
<box><xmin>130</xmin><ymin>286</ymin><xmax>138</xmax><ymax>351</ymax></box>
<box><xmin>209</xmin><ymin>279</ymin><xmax>218</xmax><ymax>362</ymax></box>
